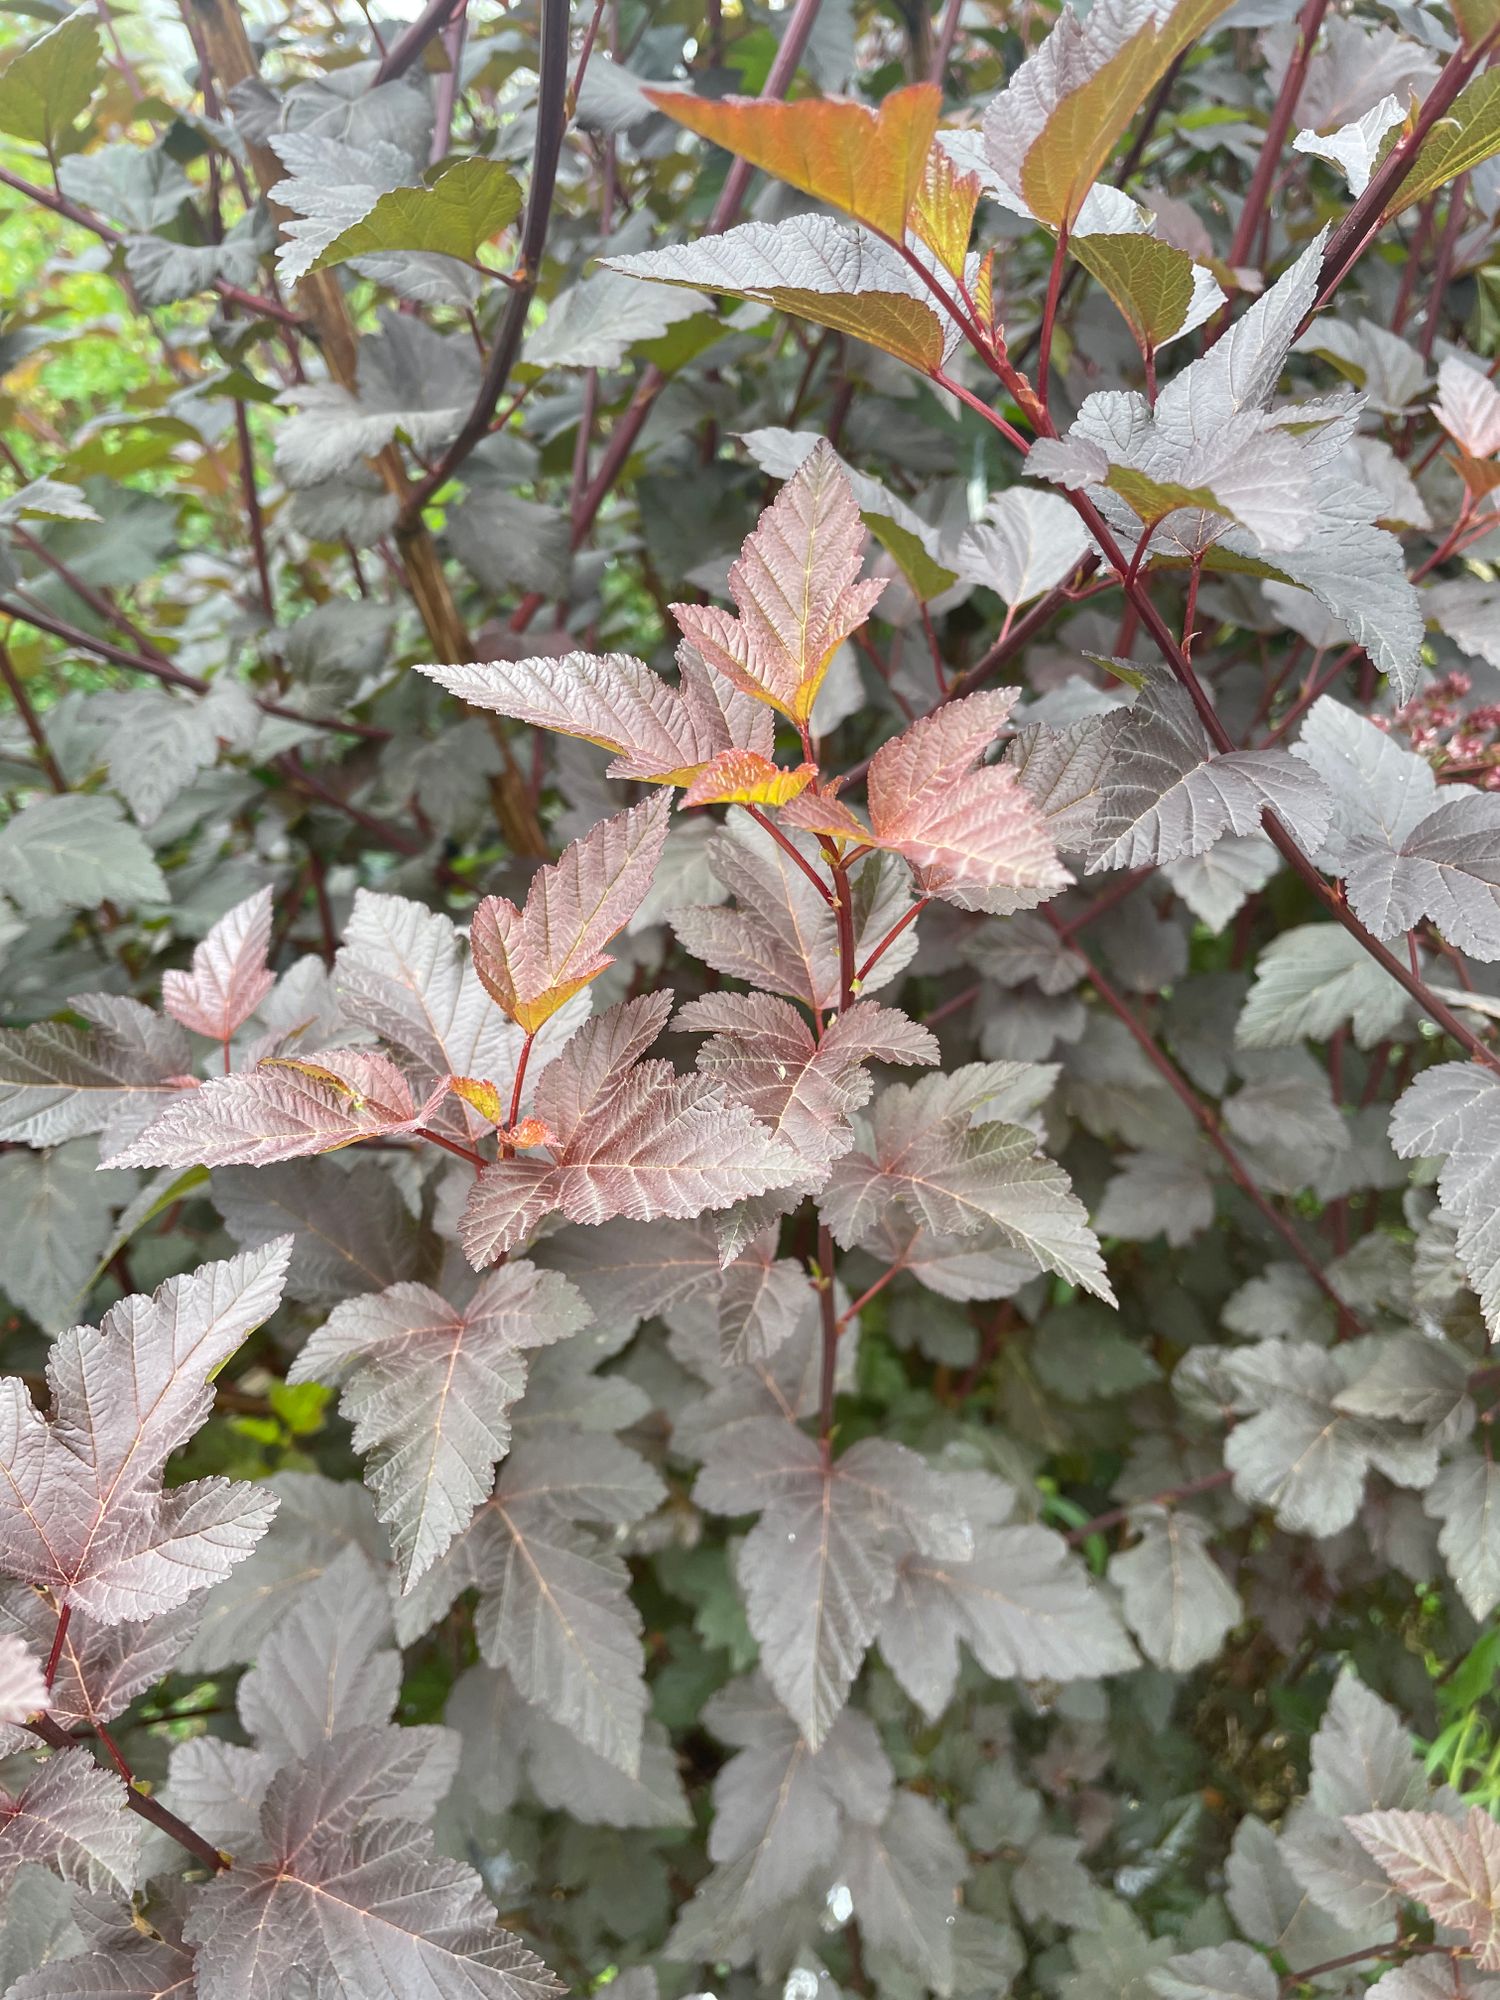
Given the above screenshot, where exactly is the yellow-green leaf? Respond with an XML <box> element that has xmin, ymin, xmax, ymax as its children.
<box><xmin>307</xmin><ymin>157</ymin><xmax>523</xmax><ymax>274</ymax></box>
<box><xmin>1106</xmin><ymin>464</ymin><xmax>1224</xmax><ymax>526</ymax></box>
<box><xmin>864</xmin><ymin>513</ymin><xmax>959</xmax><ymax>600</ymax></box>
<box><xmin>909</xmin><ymin>143</ymin><xmax>982</xmax><ymax>278</ymax></box>
<box><xmin>1071</xmin><ymin>232</ymin><xmax>1196</xmax><ymax>350</ymax></box>
<box><xmin>1451</xmin><ymin>0</ymin><xmax>1500</xmax><ymax>52</ymax></box>
<box><xmin>1384</xmin><ymin>70</ymin><xmax>1500</xmax><ymax>218</ymax></box>
<box><xmin>0</xmin><ymin>9</ymin><xmax>102</xmax><ymax>151</ymax></box>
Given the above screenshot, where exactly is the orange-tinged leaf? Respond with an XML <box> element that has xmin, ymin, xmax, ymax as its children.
<box><xmin>786</xmin><ymin>691</ymin><xmax>1070</xmax><ymax>913</ymax></box>
<box><xmin>972</xmin><ymin>247</ymin><xmax>997</xmax><ymax>337</ymax></box>
<box><xmin>778</xmin><ymin>788</ymin><xmax>874</xmax><ymax>849</ymax></box>
<box><xmin>501</xmin><ymin>1116</ymin><xmax>556</xmax><ymax>1151</ymax></box>
<box><xmin>645</xmin><ymin>82</ymin><xmax>941</xmax><ymax>242</ymax></box>
<box><xmin>417</xmin><ymin>648</ymin><xmax>773</xmax><ymax>786</ymax></box>
<box><xmin>673</xmin><ymin>439</ymin><xmax>886</xmax><ymax>728</ymax></box>
<box><xmin>909</xmin><ymin>142</ymin><xmax>982</xmax><ymax>277</ymax></box>
<box><xmin>681</xmin><ymin>751</ymin><xmax>818</xmax><ymax>809</ymax></box>
<box><xmin>1448</xmin><ymin>449</ymin><xmax>1500</xmax><ymax>500</ymax></box>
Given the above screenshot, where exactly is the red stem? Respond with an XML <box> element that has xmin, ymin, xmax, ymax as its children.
<box><xmin>0</xmin><ymin>641</ymin><xmax>68</xmax><ymax>791</ymax></box>
<box><xmin>1067</xmin><ymin>1467</ymin><xmax>1233</xmax><ymax>1545</ymax></box>
<box><xmin>1036</xmin><ymin>222</ymin><xmax>1070</xmax><ymax>407</ymax></box>
<box><xmin>501</xmin><ymin>1032</ymin><xmax>537</xmax><ymax>1158</ymax></box>
<box><xmin>546</xmin><ymin>0</ymin><xmax>827</xmax><ymax>570</ymax></box>
<box><xmin>1227</xmin><ymin>0</ymin><xmax>1330</xmax><ymax>272</ymax></box>
<box><xmin>1309</xmin><ymin>29</ymin><xmax>1499</xmax><ymax>318</ymax></box>
<box><xmin>43</xmin><ymin>1604</ymin><xmax>71</xmax><ymax>1690</ymax></box>
<box><xmin>233</xmin><ymin>401</ymin><xmax>274</xmax><ymax>621</ymax></box>
<box><xmin>855</xmin><ymin>895</ymin><xmax>930</xmax><ymax>986</ymax></box>
<box><xmin>26</xmin><ymin>1713</ymin><xmax>227</xmax><ymax>1873</ymax></box>
<box><xmin>1419</xmin><ymin>173</ymin><xmax>1469</xmax><ymax>364</ymax></box>
<box><xmin>415</xmin><ymin>1126</ymin><xmax>488</xmax><ymax>1171</ymax></box>
<box><xmin>743</xmin><ymin>803</ymin><xmax>836</xmax><ymax>904</ymax></box>
<box><xmin>373</xmin><ymin>0</ymin><xmax>465</xmax><ymax>83</ymax></box>
<box><xmin>836</xmin><ymin>1257</ymin><xmax>907</xmax><ymax>1331</ymax></box>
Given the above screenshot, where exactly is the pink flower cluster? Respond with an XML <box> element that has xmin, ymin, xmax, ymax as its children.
<box><xmin>1378</xmin><ymin>672</ymin><xmax>1500</xmax><ymax>788</ymax></box>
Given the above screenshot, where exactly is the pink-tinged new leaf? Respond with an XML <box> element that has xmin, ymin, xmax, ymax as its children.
<box><xmin>776</xmin><ymin>787</ymin><xmax>872</xmax><ymax>847</ymax></box>
<box><xmin>0</xmin><ymin>1750</ymin><xmax>140</xmax><ymax>1896</ymax></box>
<box><xmin>864</xmin><ymin>691</ymin><xmax>1071</xmax><ymax>913</ymax></box>
<box><xmin>1433</xmin><ymin>355</ymin><xmax>1500</xmax><ymax>461</ymax></box>
<box><xmin>678</xmin><ymin>993</ymin><xmax>938</xmax><ymax>1186</ymax></box>
<box><xmin>103</xmin><ymin>1050</ymin><xmax>434</xmax><ymax>1170</ymax></box>
<box><xmin>289</xmin><ymin>1264</ymin><xmax>592</xmax><ymax>1587</ymax></box>
<box><xmin>673</xmin><ymin>820</ymin><xmax>919</xmax><ymax>1010</ymax></box>
<box><xmin>415</xmin><ymin>647</ymin><xmax>773</xmax><ymax>783</ymax></box>
<box><xmin>672</xmin><ymin>440</ymin><xmax>887</xmax><ymax>726</ymax></box>
<box><xmin>333</xmin><ymin>890</ymin><xmax>581</xmax><ymax>1147</ymax></box>
<box><xmin>0</xmin><ymin>1632</ymin><xmax>45</xmax><ymax>1725</ymax></box>
<box><xmin>457</xmin><ymin>998</ymin><xmax>800</xmax><ymax>1267</ymax></box>
<box><xmin>1348</xmin><ymin>1807</ymin><xmax>1500</xmax><ymax>1968</ymax></box>
<box><xmin>0</xmin><ymin>1242</ymin><xmax>288</xmax><ymax>1623</ymax></box>
<box><xmin>161</xmin><ymin>887</ymin><xmax>276</xmax><ymax>1042</ymax></box>
<box><xmin>470</xmin><ymin>794</ymin><xmax>671</xmax><ymax>1032</ymax></box>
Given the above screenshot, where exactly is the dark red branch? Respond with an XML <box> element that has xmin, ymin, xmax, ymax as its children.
<box><xmin>25</xmin><ymin>1714</ymin><xmax>228</xmax><ymax>1874</ymax></box>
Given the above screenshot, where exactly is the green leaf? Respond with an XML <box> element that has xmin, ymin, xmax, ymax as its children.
<box><xmin>1106</xmin><ymin>464</ymin><xmax>1223</xmax><ymax>526</ymax></box>
<box><xmin>1451</xmin><ymin>0</ymin><xmax>1500</xmax><ymax>53</ymax></box>
<box><xmin>306</xmin><ymin>157</ymin><xmax>522</xmax><ymax>275</ymax></box>
<box><xmin>1071</xmin><ymin>232</ymin><xmax>1197</xmax><ymax>350</ymax></box>
<box><xmin>85</xmin><ymin>1162</ymin><xmax>210</xmax><ymax>1295</ymax></box>
<box><xmin>0</xmin><ymin>8</ymin><xmax>102</xmax><ymax>151</ymax></box>
<box><xmin>0</xmin><ymin>792</ymin><xmax>167</xmax><ymax>916</ymax></box>
<box><xmin>1385</xmin><ymin>69</ymin><xmax>1500</xmax><ymax>218</ymax></box>
<box><xmin>864</xmin><ymin>511</ymin><xmax>958</xmax><ymax>600</ymax></box>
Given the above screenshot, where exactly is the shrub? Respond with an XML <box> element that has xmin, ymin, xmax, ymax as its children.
<box><xmin>2</xmin><ymin>0</ymin><xmax>1500</xmax><ymax>1993</ymax></box>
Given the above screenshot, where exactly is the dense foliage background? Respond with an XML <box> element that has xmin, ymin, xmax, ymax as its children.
<box><xmin>4</xmin><ymin>0</ymin><xmax>1500</xmax><ymax>1994</ymax></box>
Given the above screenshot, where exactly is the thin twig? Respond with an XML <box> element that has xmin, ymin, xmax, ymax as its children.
<box><xmin>1227</xmin><ymin>0</ymin><xmax>1329</xmax><ymax>272</ymax></box>
<box><xmin>233</xmin><ymin>402</ymin><xmax>274</xmax><ymax>620</ymax></box>
<box><xmin>0</xmin><ymin>163</ymin><xmax>300</xmax><ymax>328</ymax></box>
<box><xmin>549</xmin><ymin>0</ymin><xmax>827</xmax><ymax>574</ymax></box>
<box><xmin>25</xmin><ymin>1713</ymin><xmax>227</xmax><ymax>1874</ymax></box>
<box><xmin>1056</xmin><ymin>915</ymin><xmax>1370</xmax><ymax>1323</ymax></box>
<box><xmin>402</xmin><ymin>0</ymin><xmax>570</xmax><ymax>522</ymax></box>
<box><xmin>743</xmin><ymin>803</ymin><xmax>836</xmax><ymax>903</ymax></box>
<box><xmin>1066</xmin><ymin>1467</ymin><xmax>1233</xmax><ymax>1545</ymax></box>
<box><xmin>372</xmin><ymin>0</ymin><xmax>465</xmax><ymax>84</ymax></box>
<box><xmin>1</xmin><ymin>597</ymin><xmax>389</xmax><ymax>743</ymax></box>
<box><xmin>0</xmin><ymin>640</ymin><xmax>68</xmax><ymax>790</ymax></box>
